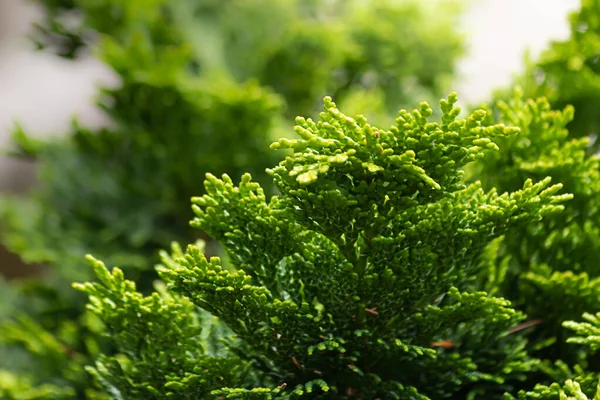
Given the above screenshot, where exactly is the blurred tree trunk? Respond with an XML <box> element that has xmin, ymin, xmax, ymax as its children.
<box><xmin>0</xmin><ymin>157</ymin><xmax>41</xmax><ymax>279</ymax></box>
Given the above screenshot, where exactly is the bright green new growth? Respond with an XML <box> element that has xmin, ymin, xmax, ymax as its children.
<box><xmin>565</xmin><ymin>312</ymin><xmax>600</xmax><ymax>352</ymax></box>
<box><xmin>508</xmin><ymin>379</ymin><xmax>600</xmax><ymax>400</ymax></box>
<box><xmin>73</xmin><ymin>254</ymin><xmax>249</xmax><ymax>399</ymax></box>
<box><xmin>74</xmin><ymin>95</ymin><xmax>571</xmax><ymax>399</ymax></box>
<box><xmin>0</xmin><ymin>371</ymin><xmax>75</xmax><ymax>400</ymax></box>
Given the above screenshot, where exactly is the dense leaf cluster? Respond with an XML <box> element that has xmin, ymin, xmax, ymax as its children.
<box><xmin>469</xmin><ymin>90</ymin><xmax>600</xmax><ymax>397</ymax></box>
<box><xmin>0</xmin><ymin>0</ymin><xmax>466</xmax><ymax>397</ymax></box>
<box><xmin>471</xmin><ymin>1</ymin><xmax>600</xmax><ymax>396</ymax></box>
<box><xmin>75</xmin><ymin>96</ymin><xmax>570</xmax><ymax>399</ymax></box>
<box><xmin>5</xmin><ymin>0</ymin><xmax>600</xmax><ymax>399</ymax></box>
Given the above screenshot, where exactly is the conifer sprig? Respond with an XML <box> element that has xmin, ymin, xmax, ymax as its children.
<box><xmin>74</xmin><ymin>95</ymin><xmax>573</xmax><ymax>399</ymax></box>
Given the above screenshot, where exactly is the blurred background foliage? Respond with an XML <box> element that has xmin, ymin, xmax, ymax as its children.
<box><xmin>491</xmin><ymin>0</ymin><xmax>600</xmax><ymax>143</ymax></box>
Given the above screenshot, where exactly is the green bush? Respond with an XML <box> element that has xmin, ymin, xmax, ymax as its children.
<box><xmin>72</xmin><ymin>88</ymin><xmax>600</xmax><ymax>398</ymax></box>
<box><xmin>11</xmin><ymin>0</ymin><xmax>600</xmax><ymax>398</ymax></box>
<box><xmin>60</xmin><ymin>1</ymin><xmax>600</xmax><ymax>397</ymax></box>
<box><xmin>0</xmin><ymin>0</ymin><xmax>466</xmax><ymax>397</ymax></box>
<box><xmin>72</xmin><ymin>94</ymin><xmax>570</xmax><ymax>398</ymax></box>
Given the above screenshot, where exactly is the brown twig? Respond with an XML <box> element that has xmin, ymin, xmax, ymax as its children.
<box><xmin>506</xmin><ymin>319</ymin><xmax>543</xmax><ymax>334</ymax></box>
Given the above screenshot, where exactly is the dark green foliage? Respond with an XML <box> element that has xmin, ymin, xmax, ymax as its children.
<box><xmin>473</xmin><ymin>90</ymin><xmax>600</xmax><ymax>359</ymax></box>
<box><xmin>73</xmin><ymin>255</ymin><xmax>251</xmax><ymax>399</ymax></box>
<box><xmin>74</xmin><ymin>96</ymin><xmax>569</xmax><ymax>399</ymax></box>
<box><xmin>2</xmin><ymin>4</ymin><xmax>284</xmax><ymax>278</ymax></box>
<box><xmin>0</xmin><ymin>0</ymin><xmax>467</xmax><ymax>397</ymax></box>
<box><xmin>30</xmin><ymin>0</ymin><xmax>177</xmax><ymax>59</ymax></box>
<box><xmin>30</xmin><ymin>0</ymin><xmax>85</xmax><ymax>59</ymax></box>
<box><xmin>465</xmin><ymin>1</ymin><xmax>600</xmax><ymax>394</ymax></box>
<box><xmin>3</xmin><ymin>61</ymin><xmax>281</xmax><ymax>278</ymax></box>
<box><xmin>12</xmin><ymin>0</ymin><xmax>600</xmax><ymax>398</ymax></box>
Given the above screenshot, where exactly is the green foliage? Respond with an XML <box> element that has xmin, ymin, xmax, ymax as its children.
<box><xmin>0</xmin><ymin>370</ymin><xmax>75</xmax><ymax>400</ymax></box>
<box><xmin>74</xmin><ymin>95</ymin><xmax>570</xmax><ymax>399</ymax></box>
<box><xmin>30</xmin><ymin>0</ymin><xmax>175</xmax><ymax>59</ymax></box>
<box><xmin>507</xmin><ymin>379</ymin><xmax>600</xmax><ymax>400</ymax></box>
<box><xmin>565</xmin><ymin>312</ymin><xmax>600</xmax><ymax>353</ymax></box>
<box><xmin>16</xmin><ymin>1</ymin><xmax>600</xmax><ymax>399</ymax></box>
<box><xmin>72</xmin><ymin>255</ymin><xmax>250</xmax><ymax>399</ymax></box>
<box><xmin>2</xmin><ymin>65</ymin><xmax>282</xmax><ymax>279</ymax></box>
<box><xmin>495</xmin><ymin>0</ymin><xmax>600</xmax><ymax>142</ymax></box>
<box><xmin>468</xmin><ymin>1</ymin><xmax>600</xmax><ymax>391</ymax></box>
<box><xmin>32</xmin><ymin>0</ymin><xmax>465</xmax><ymax>119</ymax></box>
<box><xmin>0</xmin><ymin>283</ymin><xmax>109</xmax><ymax>398</ymax></box>
<box><xmin>0</xmin><ymin>1</ymin><xmax>466</xmax><ymax>397</ymax></box>
<box><xmin>2</xmin><ymin>0</ymin><xmax>467</xmax><ymax>281</ymax></box>
<box><xmin>471</xmin><ymin>90</ymin><xmax>600</xmax><ymax>365</ymax></box>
